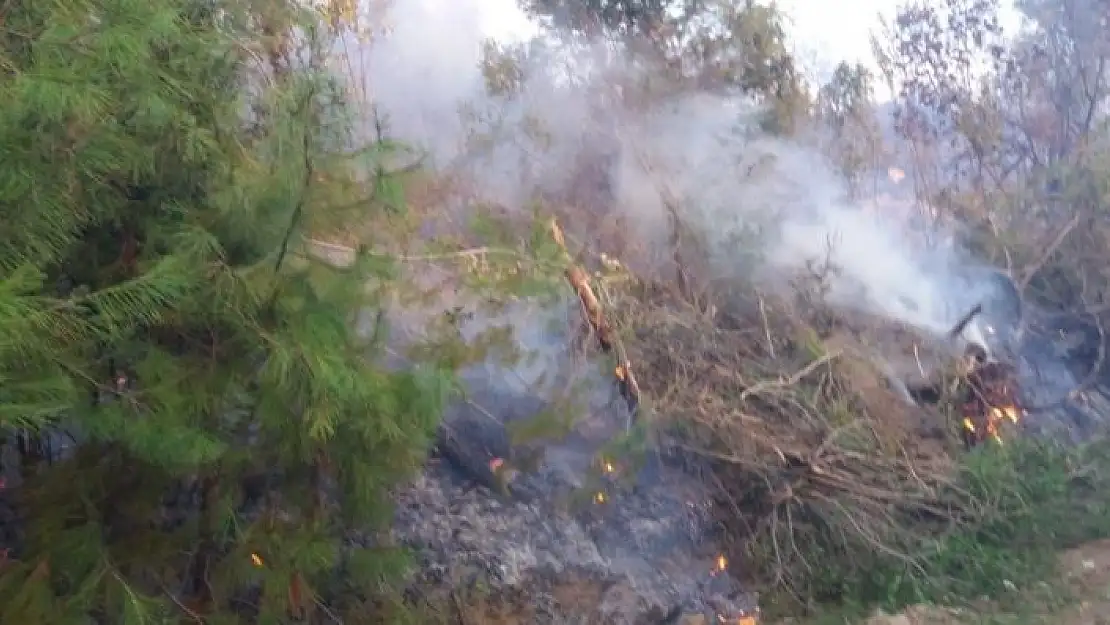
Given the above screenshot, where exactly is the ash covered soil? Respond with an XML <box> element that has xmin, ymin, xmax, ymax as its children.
<box><xmin>387</xmin><ymin>383</ymin><xmax>757</xmax><ymax>624</ymax></box>
<box><xmin>367</xmin><ymin>294</ymin><xmax>755</xmax><ymax>624</ymax></box>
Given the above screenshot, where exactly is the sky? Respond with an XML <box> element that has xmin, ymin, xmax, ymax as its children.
<box><xmin>475</xmin><ymin>0</ymin><xmax>901</xmax><ymax>73</ymax></box>
<box><xmin>477</xmin><ymin>0</ymin><xmax>540</xmax><ymax>42</ymax></box>
<box><xmin>776</xmin><ymin>0</ymin><xmax>898</xmax><ymax>77</ymax></box>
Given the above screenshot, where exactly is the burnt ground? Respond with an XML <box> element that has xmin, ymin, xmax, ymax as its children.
<box><xmin>388</xmin><ymin>377</ymin><xmax>758</xmax><ymax>625</ymax></box>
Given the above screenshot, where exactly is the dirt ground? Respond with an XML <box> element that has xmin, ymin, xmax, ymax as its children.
<box><xmin>1050</xmin><ymin>540</ymin><xmax>1110</xmax><ymax>625</ymax></box>
<box><xmin>856</xmin><ymin>540</ymin><xmax>1110</xmax><ymax>625</ymax></box>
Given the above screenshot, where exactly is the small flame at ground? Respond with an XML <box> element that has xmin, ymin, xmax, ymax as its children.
<box><xmin>593</xmin><ymin>491</ymin><xmax>606</xmax><ymax>504</ymax></box>
<box><xmin>712</xmin><ymin>554</ymin><xmax>727</xmax><ymax>575</ymax></box>
<box><xmin>250</xmin><ymin>553</ymin><xmax>264</xmax><ymax>567</ymax></box>
<box><xmin>991</xmin><ymin>405</ymin><xmax>1020</xmax><ymax>424</ymax></box>
<box><xmin>963</xmin><ymin>404</ymin><xmax>1022</xmax><ymax>445</ymax></box>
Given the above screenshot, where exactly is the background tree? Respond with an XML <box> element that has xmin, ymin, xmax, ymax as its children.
<box><xmin>1000</xmin><ymin>0</ymin><xmax>1110</xmax><ymax>172</ymax></box>
<box><xmin>519</xmin><ymin>0</ymin><xmax>810</xmax><ymax>131</ymax></box>
<box><xmin>876</xmin><ymin>0</ymin><xmax>1110</xmax><ymax>384</ymax></box>
<box><xmin>816</xmin><ymin>62</ymin><xmax>877</xmax><ymax>132</ymax></box>
<box><xmin>872</xmin><ymin>0</ymin><xmax>1009</xmax><ymax>190</ymax></box>
<box><xmin>815</xmin><ymin>61</ymin><xmax>888</xmax><ymax>197</ymax></box>
<box><xmin>0</xmin><ymin>0</ymin><xmax>446</xmax><ymax>622</ymax></box>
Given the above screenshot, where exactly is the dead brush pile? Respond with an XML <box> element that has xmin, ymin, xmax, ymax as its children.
<box><xmin>602</xmin><ymin>275</ymin><xmax>984</xmax><ymax>603</ymax></box>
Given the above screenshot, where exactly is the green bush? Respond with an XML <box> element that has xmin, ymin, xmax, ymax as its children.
<box><xmin>803</xmin><ymin>437</ymin><xmax>1110</xmax><ymax>616</ymax></box>
<box><xmin>0</xmin><ymin>0</ymin><xmax>447</xmax><ymax>622</ymax></box>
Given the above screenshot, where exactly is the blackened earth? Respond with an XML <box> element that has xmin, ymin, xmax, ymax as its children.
<box><xmin>388</xmin><ymin>388</ymin><xmax>758</xmax><ymax>624</ymax></box>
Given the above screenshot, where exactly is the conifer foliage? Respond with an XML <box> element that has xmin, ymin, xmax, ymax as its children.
<box><xmin>0</xmin><ymin>0</ymin><xmax>446</xmax><ymax>622</ymax></box>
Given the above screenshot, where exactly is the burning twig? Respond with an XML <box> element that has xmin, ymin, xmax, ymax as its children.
<box><xmin>961</xmin><ymin>404</ymin><xmax>1021</xmax><ymax>447</ymax></box>
<box><xmin>549</xmin><ymin>218</ymin><xmax>642</xmax><ymax>419</ymax></box>
<box><xmin>958</xmin><ymin>347</ymin><xmax>1025</xmax><ymax>448</ymax></box>
<box><xmin>712</xmin><ymin>554</ymin><xmax>728</xmax><ymax>576</ymax></box>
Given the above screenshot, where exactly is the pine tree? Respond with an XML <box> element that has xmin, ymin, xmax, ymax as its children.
<box><xmin>0</xmin><ymin>0</ymin><xmax>448</xmax><ymax>622</ymax></box>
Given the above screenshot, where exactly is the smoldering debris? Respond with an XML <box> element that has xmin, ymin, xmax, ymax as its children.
<box><xmin>386</xmin><ymin>360</ymin><xmax>757</xmax><ymax>624</ymax></box>
<box><xmin>391</xmin><ymin>450</ymin><xmax>757</xmax><ymax>623</ymax></box>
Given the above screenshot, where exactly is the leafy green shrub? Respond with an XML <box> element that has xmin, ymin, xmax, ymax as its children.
<box><xmin>0</xmin><ymin>0</ymin><xmax>448</xmax><ymax>622</ymax></box>
<box><xmin>804</xmin><ymin>436</ymin><xmax>1110</xmax><ymax>616</ymax></box>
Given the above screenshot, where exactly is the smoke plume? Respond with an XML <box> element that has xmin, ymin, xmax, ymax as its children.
<box><xmin>340</xmin><ymin>0</ymin><xmax>1010</xmax><ymax>355</ymax></box>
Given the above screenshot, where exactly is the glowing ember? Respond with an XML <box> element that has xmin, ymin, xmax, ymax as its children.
<box><xmin>250</xmin><ymin>553</ymin><xmax>264</xmax><ymax>567</ymax></box>
<box><xmin>593</xmin><ymin>492</ymin><xmax>606</xmax><ymax>504</ymax></box>
<box><xmin>963</xmin><ymin>403</ymin><xmax>1022</xmax><ymax>446</ymax></box>
<box><xmin>602</xmin><ymin>460</ymin><xmax>615</xmax><ymax>473</ymax></box>
<box><xmin>991</xmin><ymin>405</ymin><xmax>1020</xmax><ymax>424</ymax></box>
<box><xmin>717</xmin><ymin>616</ymin><xmax>758</xmax><ymax>625</ymax></box>
<box><xmin>713</xmin><ymin>554</ymin><xmax>728</xmax><ymax>573</ymax></box>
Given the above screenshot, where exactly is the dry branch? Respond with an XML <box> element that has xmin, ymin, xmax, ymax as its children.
<box><xmin>604</xmin><ymin>275</ymin><xmax>979</xmax><ymax>600</ymax></box>
<box><xmin>549</xmin><ymin>218</ymin><xmax>642</xmax><ymax>417</ymax></box>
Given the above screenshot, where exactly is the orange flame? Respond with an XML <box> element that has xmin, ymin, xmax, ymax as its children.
<box><xmin>712</xmin><ymin>554</ymin><xmax>728</xmax><ymax>575</ymax></box>
<box><xmin>593</xmin><ymin>492</ymin><xmax>606</xmax><ymax>504</ymax></box>
<box><xmin>250</xmin><ymin>553</ymin><xmax>264</xmax><ymax>567</ymax></box>
<box><xmin>963</xmin><ymin>403</ymin><xmax>1022</xmax><ymax>445</ymax></box>
<box><xmin>992</xmin><ymin>405</ymin><xmax>1020</xmax><ymax>424</ymax></box>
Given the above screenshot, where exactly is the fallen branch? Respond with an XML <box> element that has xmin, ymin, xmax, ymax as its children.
<box><xmin>549</xmin><ymin>218</ymin><xmax>642</xmax><ymax>419</ymax></box>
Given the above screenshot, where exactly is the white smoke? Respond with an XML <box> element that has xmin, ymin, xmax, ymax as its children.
<box><xmin>341</xmin><ymin>0</ymin><xmax>1006</xmax><ymax>360</ymax></box>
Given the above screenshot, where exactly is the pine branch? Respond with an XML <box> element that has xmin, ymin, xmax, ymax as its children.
<box><xmin>272</xmin><ymin>87</ymin><xmax>317</xmax><ymax>279</ymax></box>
